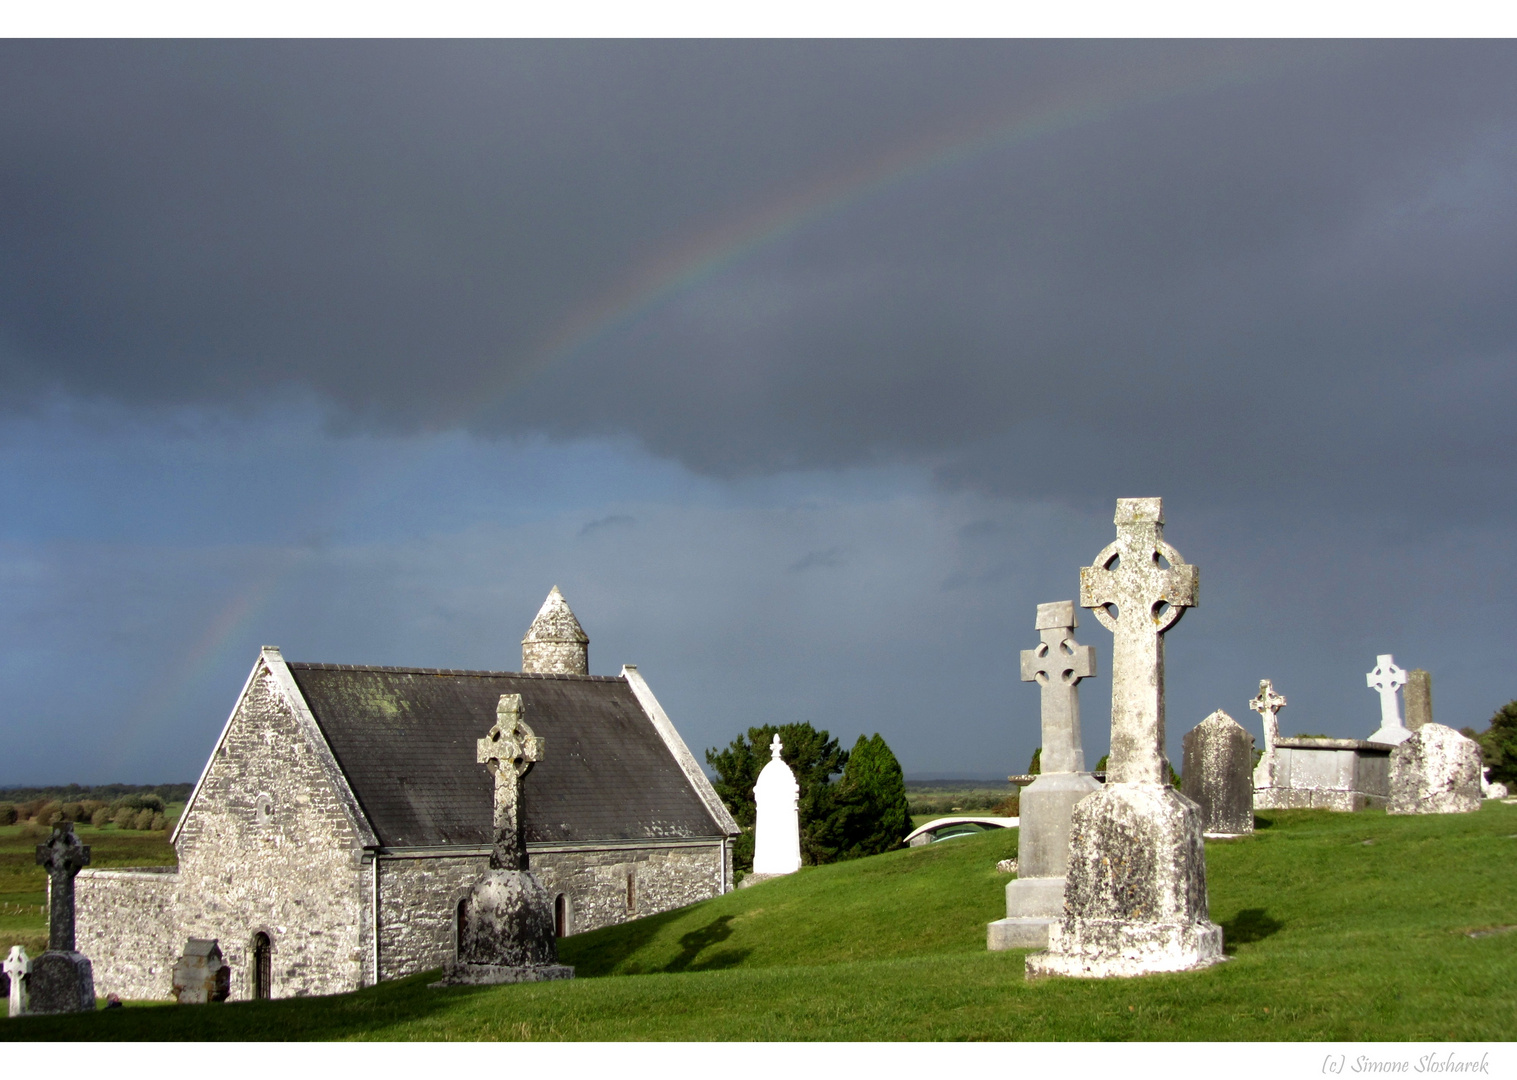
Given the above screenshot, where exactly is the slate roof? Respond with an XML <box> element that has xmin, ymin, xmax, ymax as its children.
<box><xmin>284</xmin><ymin>663</ymin><xmax>726</xmax><ymax>848</ymax></box>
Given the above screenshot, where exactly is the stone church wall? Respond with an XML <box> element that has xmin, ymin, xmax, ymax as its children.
<box><xmin>75</xmin><ymin>867</ymin><xmax>181</xmax><ymax>1000</ymax></box>
<box><xmin>78</xmin><ymin>664</ymin><xmax>370</xmax><ymax>1001</ymax></box>
<box><xmin>374</xmin><ymin>840</ymin><xmax>729</xmax><ymax>978</ymax></box>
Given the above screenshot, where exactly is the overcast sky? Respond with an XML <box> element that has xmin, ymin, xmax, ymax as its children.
<box><xmin>3</xmin><ymin>40</ymin><xmax>1515</xmax><ymax>785</ymax></box>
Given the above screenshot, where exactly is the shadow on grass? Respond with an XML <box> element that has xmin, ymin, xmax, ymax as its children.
<box><xmin>558</xmin><ymin>903</ymin><xmax>693</xmax><ymax>977</ymax></box>
<box><xmin>1219</xmin><ymin>907</ymin><xmax>1284</xmax><ymax>954</ymax></box>
<box><xmin>663</xmin><ymin>915</ymin><xmax>750</xmax><ymax>973</ymax></box>
<box><xmin>0</xmin><ymin>970</ymin><xmax>468</xmax><ymax>1042</ymax></box>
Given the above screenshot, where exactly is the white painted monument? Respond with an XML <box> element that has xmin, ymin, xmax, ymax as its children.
<box><xmin>988</xmin><ymin>601</ymin><xmax>1101</xmax><ymax>951</ymax></box>
<box><xmin>1249</xmin><ymin>679</ymin><xmax>1287</xmax><ymax>791</ymax></box>
<box><xmin>1026</xmin><ymin>498</ymin><xmax>1224</xmax><ymax>980</ymax></box>
<box><xmin>4</xmin><ymin>945</ymin><xmax>29</xmax><ymax>1018</ymax></box>
<box><xmin>753</xmin><ymin>734</ymin><xmax>802</xmax><ymax>876</ymax></box>
<box><xmin>1366</xmin><ymin>654</ymin><xmax>1412</xmax><ymax>746</ymax></box>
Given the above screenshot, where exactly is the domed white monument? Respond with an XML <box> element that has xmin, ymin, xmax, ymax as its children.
<box><xmin>752</xmin><ymin>734</ymin><xmax>802</xmax><ymax>876</ymax></box>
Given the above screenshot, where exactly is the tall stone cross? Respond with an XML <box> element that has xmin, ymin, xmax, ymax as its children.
<box><xmin>1249</xmin><ymin>679</ymin><xmax>1287</xmax><ymax>787</ymax></box>
<box><xmin>477</xmin><ymin>693</ymin><xmax>545</xmax><ymax>871</ymax></box>
<box><xmin>1366</xmin><ymin>654</ymin><xmax>1407</xmax><ymax>731</ymax></box>
<box><xmin>1020</xmin><ymin>601</ymin><xmax>1096</xmax><ymax>774</ymax></box>
<box><xmin>35</xmin><ymin>823</ymin><xmax>90</xmax><ymax>952</ymax></box>
<box><xmin>1080</xmin><ymin>497</ymin><xmax>1198</xmax><ymax>786</ymax></box>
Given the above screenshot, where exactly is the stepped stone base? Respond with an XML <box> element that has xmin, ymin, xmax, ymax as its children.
<box><xmin>431</xmin><ymin>963</ymin><xmax>574</xmax><ymax>986</ymax></box>
<box><xmin>988</xmin><ymin>876</ymin><xmax>1066</xmax><ymax>951</ymax></box>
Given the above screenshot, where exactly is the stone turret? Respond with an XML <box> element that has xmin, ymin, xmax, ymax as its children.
<box><xmin>521</xmin><ymin>587</ymin><xmax>589</xmax><ymax>675</ymax></box>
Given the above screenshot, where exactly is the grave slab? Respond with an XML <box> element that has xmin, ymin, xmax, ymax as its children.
<box><xmin>1388</xmin><ymin>723</ymin><xmax>1481</xmax><ymax>815</ymax></box>
<box><xmin>1182</xmin><ymin>709</ymin><xmax>1255</xmax><ymax>837</ymax></box>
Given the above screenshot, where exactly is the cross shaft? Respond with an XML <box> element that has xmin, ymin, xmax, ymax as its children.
<box><xmin>477</xmin><ymin>693</ymin><xmax>545</xmax><ymax>871</ymax></box>
<box><xmin>1020</xmin><ymin>600</ymin><xmax>1096</xmax><ymax>774</ymax></box>
<box><xmin>1079</xmin><ymin>498</ymin><xmax>1197</xmax><ymax>785</ymax></box>
<box><xmin>35</xmin><ymin>823</ymin><xmax>89</xmax><ymax>952</ymax></box>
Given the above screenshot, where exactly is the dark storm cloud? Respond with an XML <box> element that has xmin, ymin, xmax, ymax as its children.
<box><xmin>3</xmin><ymin>41</ymin><xmax>1516</xmax><ymax>518</ymax></box>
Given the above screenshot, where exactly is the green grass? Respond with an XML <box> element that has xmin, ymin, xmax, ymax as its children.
<box><xmin>0</xmin><ymin>822</ymin><xmax>177</xmax><ymax>955</ymax></box>
<box><xmin>4</xmin><ymin>804</ymin><xmax>1516</xmax><ymax>1040</ymax></box>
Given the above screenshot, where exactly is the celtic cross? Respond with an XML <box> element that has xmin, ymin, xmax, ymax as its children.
<box><xmin>1020</xmin><ymin>601</ymin><xmax>1097</xmax><ymax>775</ymax></box>
<box><xmin>35</xmin><ymin>823</ymin><xmax>90</xmax><ymax>952</ymax></box>
<box><xmin>477</xmin><ymin>693</ymin><xmax>545</xmax><ymax>871</ymax></box>
<box><xmin>1080</xmin><ymin>497</ymin><xmax>1198</xmax><ymax>786</ymax></box>
<box><xmin>1366</xmin><ymin>655</ymin><xmax>1407</xmax><ymax>733</ymax></box>
<box><xmin>1249</xmin><ymin>679</ymin><xmax>1287</xmax><ymax>786</ymax></box>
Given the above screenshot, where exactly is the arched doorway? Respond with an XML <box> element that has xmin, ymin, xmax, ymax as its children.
<box><xmin>251</xmin><ymin>932</ymin><xmax>272</xmax><ymax>1000</ymax></box>
<box><xmin>554</xmin><ymin>893</ymin><xmax>568</xmax><ymax>938</ymax></box>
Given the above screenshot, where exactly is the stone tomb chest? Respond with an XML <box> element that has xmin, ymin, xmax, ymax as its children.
<box><xmin>1255</xmin><ymin>737</ymin><xmax>1391</xmax><ymax>811</ymax></box>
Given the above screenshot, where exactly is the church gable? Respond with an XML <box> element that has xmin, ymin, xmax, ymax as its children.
<box><xmin>174</xmin><ymin>648</ymin><xmax>376</xmax><ymax>858</ymax></box>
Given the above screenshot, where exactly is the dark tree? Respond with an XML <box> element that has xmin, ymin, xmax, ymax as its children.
<box><xmin>1474</xmin><ymin>701</ymin><xmax>1517</xmax><ymax>787</ymax></box>
<box><xmin>706</xmin><ymin>723</ymin><xmax>848</xmax><ymax>873</ymax></box>
<box><xmin>1028</xmin><ymin>747</ymin><xmax>1042</xmax><ymax>775</ymax></box>
<box><xmin>833</xmin><ymin>733</ymin><xmax>911</xmax><ymax>860</ymax></box>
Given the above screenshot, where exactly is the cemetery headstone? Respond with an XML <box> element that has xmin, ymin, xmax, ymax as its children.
<box><xmin>29</xmin><ymin>823</ymin><xmax>95</xmax><ymax>1014</ymax></box>
<box><xmin>1366</xmin><ymin>655</ymin><xmax>1412</xmax><ymax>745</ymax></box>
<box><xmin>1404</xmin><ymin>669</ymin><xmax>1433</xmax><ymax>731</ymax></box>
<box><xmin>1026</xmin><ymin>498</ymin><xmax>1224</xmax><ymax>979</ymax></box>
<box><xmin>172</xmin><ymin>939</ymin><xmax>230</xmax><ymax>1004</ymax></box>
<box><xmin>752</xmin><ymin>734</ymin><xmax>802</xmax><ymax>878</ymax></box>
<box><xmin>433</xmin><ymin>694</ymin><xmax>573</xmax><ymax>986</ymax></box>
<box><xmin>989</xmin><ymin>601</ymin><xmax>1101</xmax><ymax>950</ymax></box>
<box><xmin>1387</xmin><ymin>723</ymin><xmax>1481</xmax><ymax>814</ymax></box>
<box><xmin>1181</xmin><ymin>710</ymin><xmax>1255</xmax><ymax>837</ymax></box>
<box><xmin>1249</xmin><ymin>679</ymin><xmax>1287</xmax><ymax>790</ymax></box>
<box><xmin>4</xmin><ymin>946</ymin><xmax>29</xmax><ymax>1018</ymax></box>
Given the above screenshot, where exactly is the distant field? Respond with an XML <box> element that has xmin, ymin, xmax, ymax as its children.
<box><xmin>0</xmin><ymin>819</ymin><xmax>179</xmax><ymax>956</ymax></box>
<box><xmin>905</xmin><ymin>779</ymin><xmax>1019</xmax><ymax>817</ymax></box>
<box><xmin>7</xmin><ymin>802</ymin><xmax>1515</xmax><ymax>1041</ymax></box>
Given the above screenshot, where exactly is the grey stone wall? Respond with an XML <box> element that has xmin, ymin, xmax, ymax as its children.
<box><xmin>78</xmin><ymin>665</ymin><xmax>369</xmax><ymax>1001</ymax></box>
<box><xmin>374</xmin><ymin>840</ymin><xmax>728</xmax><ymax>979</ymax></box>
<box><xmin>521</xmin><ymin>639</ymin><xmax>588</xmax><ymax>675</ymax></box>
<box><xmin>75</xmin><ymin>868</ymin><xmax>180</xmax><ymax>1000</ymax></box>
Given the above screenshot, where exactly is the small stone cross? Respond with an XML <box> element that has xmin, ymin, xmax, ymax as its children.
<box><xmin>1020</xmin><ymin>601</ymin><xmax>1097</xmax><ymax>775</ymax></box>
<box><xmin>477</xmin><ymin>693</ymin><xmax>545</xmax><ymax>871</ymax></box>
<box><xmin>36</xmin><ymin>822</ymin><xmax>90</xmax><ymax>952</ymax></box>
<box><xmin>1366</xmin><ymin>654</ymin><xmax>1407</xmax><ymax>732</ymax></box>
<box><xmin>1249</xmin><ymin>679</ymin><xmax>1287</xmax><ymax>787</ymax></box>
<box><xmin>4</xmin><ymin>945</ymin><xmax>30</xmax><ymax>1017</ymax></box>
<box><xmin>1080</xmin><ymin>497</ymin><xmax>1198</xmax><ymax>785</ymax></box>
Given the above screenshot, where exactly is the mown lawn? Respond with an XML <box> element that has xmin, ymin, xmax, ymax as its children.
<box><xmin>4</xmin><ymin>803</ymin><xmax>1515</xmax><ymax>1040</ymax></box>
<box><xmin>0</xmin><ymin>822</ymin><xmax>177</xmax><ymax>956</ymax></box>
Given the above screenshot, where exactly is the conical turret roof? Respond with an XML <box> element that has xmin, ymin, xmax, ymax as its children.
<box><xmin>522</xmin><ymin>586</ymin><xmax>588</xmax><ymax>644</ymax></box>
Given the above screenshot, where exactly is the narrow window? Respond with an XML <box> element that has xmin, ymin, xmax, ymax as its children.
<box><xmin>456</xmin><ymin>898</ymin><xmax>468</xmax><ymax>956</ymax></box>
<box><xmin>554</xmin><ymin>893</ymin><xmax>568</xmax><ymax>938</ymax></box>
<box><xmin>251</xmin><ymin>932</ymin><xmax>272</xmax><ymax>1000</ymax></box>
<box><xmin>626</xmin><ymin>871</ymin><xmax>636</xmax><ymax>913</ymax></box>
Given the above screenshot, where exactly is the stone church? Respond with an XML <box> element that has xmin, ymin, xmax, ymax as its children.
<box><xmin>76</xmin><ymin>588</ymin><xmax>739</xmax><ymax>1001</ymax></box>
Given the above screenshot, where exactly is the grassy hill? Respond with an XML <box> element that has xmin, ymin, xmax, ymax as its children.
<box><xmin>4</xmin><ymin>803</ymin><xmax>1516</xmax><ymax>1040</ymax></box>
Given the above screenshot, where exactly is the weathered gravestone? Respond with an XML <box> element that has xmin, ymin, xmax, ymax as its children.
<box><xmin>29</xmin><ymin>823</ymin><xmax>95</xmax><ymax>1014</ymax></box>
<box><xmin>1388</xmin><ymin>723</ymin><xmax>1481</xmax><ymax>815</ymax></box>
<box><xmin>988</xmin><ymin>601</ymin><xmax>1101</xmax><ymax>950</ymax></box>
<box><xmin>1181</xmin><ymin>710</ymin><xmax>1255</xmax><ymax>837</ymax></box>
<box><xmin>4</xmin><ymin>946</ymin><xmax>29</xmax><ymax>1018</ymax></box>
<box><xmin>433</xmin><ymin>694</ymin><xmax>573</xmax><ymax>986</ymax></box>
<box><xmin>172</xmin><ymin>939</ymin><xmax>230</xmax><ymax>1004</ymax></box>
<box><xmin>1404</xmin><ymin>669</ymin><xmax>1433</xmax><ymax>731</ymax></box>
<box><xmin>1366</xmin><ymin>655</ymin><xmax>1412</xmax><ymax>746</ymax></box>
<box><xmin>750</xmin><ymin>734</ymin><xmax>802</xmax><ymax>881</ymax></box>
<box><xmin>1026</xmin><ymin>498</ymin><xmax>1224</xmax><ymax>979</ymax></box>
<box><xmin>1249</xmin><ymin>679</ymin><xmax>1287</xmax><ymax>791</ymax></box>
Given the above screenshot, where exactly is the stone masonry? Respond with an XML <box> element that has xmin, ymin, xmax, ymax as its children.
<box><xmin>521</xmin><ymin>586</ymin><xmax>589</xmax><ymax>675</ymax></box>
